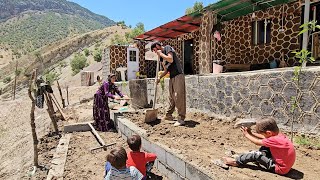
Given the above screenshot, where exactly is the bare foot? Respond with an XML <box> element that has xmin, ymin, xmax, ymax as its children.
<box><xmin>222</xmin><ymin>157</ymin><xmax>238</xmax><ymax>167</ymax></box>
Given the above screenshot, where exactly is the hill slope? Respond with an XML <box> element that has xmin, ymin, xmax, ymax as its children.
<box><xmin>0</xmin><ymin>0</ymin><xmax>115</xmax><ymax>55</ymax></box>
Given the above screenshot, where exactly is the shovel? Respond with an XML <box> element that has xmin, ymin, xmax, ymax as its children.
<box><xmin>144</xmin><ymin>56</ymin><xmax>160</xmax><ymax>123</ymax></box>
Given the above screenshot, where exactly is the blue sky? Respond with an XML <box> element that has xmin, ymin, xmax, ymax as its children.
<box><xmin>69</xmin><ymin>0</ymin><xmax>218</xmax><ymax>31</ymax></box>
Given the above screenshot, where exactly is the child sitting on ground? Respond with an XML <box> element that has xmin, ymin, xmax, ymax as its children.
<box><xmin>105</xmin><ymin>146</ymin><xmax>143</xmax><ymax>180</ymax></box>
<box><xmin>126</xmin><ymin>135</ymin><xmax>157</xmax><ymax>179</ymax></box>
<box><xmin>223</xmin><ymin>117</ymin><xmax>296</xmax><ymax>175</ymax></box>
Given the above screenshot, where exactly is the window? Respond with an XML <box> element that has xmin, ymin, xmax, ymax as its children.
<box><xmin>252</xmin><ymin>19</ymin><xmax>271</xmax><ymax>45</ymax></box>
<box><xmin>129</xmin><ymin>50</ymin><xmax>136</xmax><ymax>61</ymax></box>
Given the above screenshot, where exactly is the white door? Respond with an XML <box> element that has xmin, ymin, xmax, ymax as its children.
<box><xmin>127</xmin><ymin>48</ymin><xmax>139</xmax><ymax>80</ymax></box>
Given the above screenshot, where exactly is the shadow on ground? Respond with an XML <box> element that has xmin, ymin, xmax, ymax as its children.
<box><xmin>239</xmin><ymin>164</ymin><xmax>304</xmax><ymax>179</ymax></box>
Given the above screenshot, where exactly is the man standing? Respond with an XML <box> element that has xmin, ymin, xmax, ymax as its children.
<box><xmin>151</xmin><ymin>42</ymin><xmax>186</xmax><ymax>126</ymax></box>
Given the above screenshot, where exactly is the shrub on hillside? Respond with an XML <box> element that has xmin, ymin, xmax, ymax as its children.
<box><xmin>93</xmin><ymin>49</ymin><xmax>102</xmax><ymax>62</ymax></box>
<box><xmin>44</xmin><ymin>70</ymin><xmax>61</xmax><ymax>85</ymax></box>
<box><xmin>0</xmin><ymin>55</ymin><xmax>3</xmax><ymax>58</ymax></box>
<box><xmin>3</xmin><ymin>76</ymin><xmax>11</xmax><ymax>83</ymax></box>
<box><xmin>84</xmin><ymin>48</ymin><xmax>90</xmax><ymax>56</ymax></box>
<box><xmin>70</xmin><ymin>53</ymin><xmax>88</xmax><ymax>75</ymax></box>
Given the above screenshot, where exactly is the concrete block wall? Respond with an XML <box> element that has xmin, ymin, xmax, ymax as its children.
<box><xmin>110</xmin><ymin>111</ymin><xmax>214</xmax><ymax>179</ymax></box>
<box><xmin>157</xmin><ymin>67</ymin><xmax>320</xmax><ymax>134</ymax></box>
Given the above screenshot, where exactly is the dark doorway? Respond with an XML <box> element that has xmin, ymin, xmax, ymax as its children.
<box><xmin>184</xmin><ymin>39</ymin><xmax>194</xmax><ymax>75</ymax></box>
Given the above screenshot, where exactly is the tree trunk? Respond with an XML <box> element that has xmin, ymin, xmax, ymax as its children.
<box><xmin>28</xmin><ymin>75</ymin><xmax>39</xmax><ymax>167</ymax></box>
<box><xmin>44</xmin><ymin>92</ymin><xmax>59</xmax><ymax>134</ymax></box>
<box><xmin>66</xmin><ymin>86</ymin><xmax>69</xmax><ymax>105</ymax></box>
<box><xmin>13</xmin><ymin>61</ymin><xmax>18</xmax><ymax>100</ymax></box>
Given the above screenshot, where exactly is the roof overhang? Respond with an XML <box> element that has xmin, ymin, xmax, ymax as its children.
<box><xmin>135</xmin><ymin>0</ymin><xmax>295</xmax><ymax>41</ymax></box>
<box><xmin>135</xmin><ymin>15</ymin><xmax>201</xmax><ymax>41</ymax></box>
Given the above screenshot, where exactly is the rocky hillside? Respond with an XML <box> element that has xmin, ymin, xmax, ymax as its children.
<box><xmin>0</xmin><ymin>0</ymin><xmax>115</xmax><ymax>55</ymax></box>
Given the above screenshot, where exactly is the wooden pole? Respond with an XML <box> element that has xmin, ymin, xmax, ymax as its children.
<box><xmin>13</xmin><ymin>61</ymin><xmax>18</xmax><ymax>100</ymax></box>
<box><xmin>88</xmin><ymin>122</ymin><xmax>105</xmax><ymax>146</ymax></box>
<box><xmin>28</xmin><ymin>70</ymin><xmax>39</xmax><ymax>167</ymax></box>
<box><xmin>51</xmin><ymin>93</ymin><xmax>63</xmax><ymax>110</ymax></box>
<box><xmin>56</xmin><ymin>80</ymin><xmax>66</xmax><ymax>108</ymax></box>
<box><xmin>66</xmin><ymin>85</ymin><xmax>69</xmax><ymax>105</ymax></box>
<box><xmin>44</xmin><ymin>92</ymin><xmax>59</xmax><ymax>134</ymax></box>
<box><xmin>49</xmin><ymin>93</ymin><xmax>67</xmax><ymax>121</ymax></box>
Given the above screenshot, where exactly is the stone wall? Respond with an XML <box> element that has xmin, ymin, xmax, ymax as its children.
<box><xmin>157</xmin><ymin>67</ymin><xmax>320</xmax><ymax>134</ymax></box>
<box><xmin>215</xmin><ymin>2</ymin><xmax>301</xmax><ymax>65</ymax></box>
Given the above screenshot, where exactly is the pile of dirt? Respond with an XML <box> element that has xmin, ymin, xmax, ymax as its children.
<box><xmin>123</xmin><ymin>110</ymin><xmax>320</xmax><ymax>180</ymax></box>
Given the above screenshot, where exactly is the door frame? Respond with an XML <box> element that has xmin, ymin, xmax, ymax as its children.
<box><xmin>127</xmin><ymin>47</ymin><xmax>139</xmax><ymax>80</ymax></box>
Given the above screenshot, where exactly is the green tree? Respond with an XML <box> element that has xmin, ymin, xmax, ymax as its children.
<box><xmin>70</xmin><ymin>53</ymin><xmax>88</xmax><ymax>75</ymax></box>
<box><xmin>185</xmin><ymin>1</ymin><xmax>204</xmax><ymax>15</ymax></box>
<box><xmin>117</xmin><ymin>21</ymin><xmax>126</xmax><ymax>27</ymax></box>
<box><xmin>125</xmin><ymin>22</ymin><xmax>145</xmax><ymax>43</ymax></box>
<box><xmin>93</xmin><ymin>49</ymin><xmax>102</xmax><ymax>62</ymax></box>
<box><xmin>111</xmin><ymin>22</ymin><xmax>145</xmax><ymax>45</ymax></box>
<box><xmin>44</xmin><ymin>70</ymin><xmax>60</xmax><ymax>85</ymax></box>
<box><xmin>84</xmin><ymin>48</ymin><xmax>90</xmax><ymax>56</ymax></box>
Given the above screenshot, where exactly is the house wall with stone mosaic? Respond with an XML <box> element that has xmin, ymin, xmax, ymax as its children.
<box><xmin>158</xmin><ymin>67</ymin><xmax>320</xmax><ymax>134</ymax></box>
<box><xmin>162</xmin><ymin>31</ymin><xmax>201</xmax><ymax>74</ymax></box>
<box><xmin>102</xmin><ymin>44</ymin><xmax>157</xmax><ymax>81</ymax></box>
<box><xmin>160</xmin><ymin>2</ymin><xmax>301</xmax><ymax>74</ymax></box>
<box><xmin>215</xmin><ymin>2</ymin><xmax>301</xmax><ymax>65</ymax></box>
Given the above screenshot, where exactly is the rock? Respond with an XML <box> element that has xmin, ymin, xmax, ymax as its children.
<box><xmin>234</xmin><ymin>118</ymin><xmax>257</xmax><ymax>128</ymax></box>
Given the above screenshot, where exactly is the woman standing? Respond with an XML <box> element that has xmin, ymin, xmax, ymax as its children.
<box><xmin>93</xmin><ymin>74</ymin><xmax>124</xmax><ymax>131</ymax></box>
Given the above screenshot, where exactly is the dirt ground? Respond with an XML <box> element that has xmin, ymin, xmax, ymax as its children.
<box><xmin>0</xmin><ymin>93</ymin><xmax>53</xmax><ymax>180</ymax></box>
<box><xmin>63</xmin><ymin>131</ymin><xmax>166</xmax><ymax>180</ymax></box>
<box><xmin>123</xmin><ymin>110</ymin><xmax>320</xmax><ymax>180</ymax></box>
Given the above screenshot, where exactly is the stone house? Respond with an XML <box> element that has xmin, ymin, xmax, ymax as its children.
<box><xmin>133</xmin><ymin>0</ymin><xmax>320</xmax><ymax>76</ymax></box>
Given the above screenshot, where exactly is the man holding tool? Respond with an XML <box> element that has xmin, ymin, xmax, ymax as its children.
<box><xmin>151</xmin><ymin>42</ymin><xmax>186</xmax><ymax>126</ymax></box>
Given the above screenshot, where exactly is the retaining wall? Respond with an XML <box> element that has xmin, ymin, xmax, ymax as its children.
<box><xmin>156</xmin><ymin>67</ymin><xmax>320</xmax><ymax>134</ymax></box>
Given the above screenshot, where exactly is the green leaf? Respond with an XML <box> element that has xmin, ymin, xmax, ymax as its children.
<box><xmin>309</xmin><ymin>57</ymin><xmax>315</xmax><ymax>62</ymax></box>
<box><xmin>298</xmin><ymin>28</ymin><xmax>308</xmax><ymax>35</ymax></box>
<box><xmin>316</xmin><ymin>25</ymin><xmax>320</xmax><ymax>29</ymax></box>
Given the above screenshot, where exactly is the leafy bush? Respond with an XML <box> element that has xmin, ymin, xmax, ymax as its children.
<box><xmin>111</xmin><ymin>22</ymin><xmax>145</xmax><ymax>45</ymax></box>
<box><xmin>3</xmin><ymin>76</ymin><xmax>11</xmax><ymax>83</ymax></box>
<box><xmin>84</xmin><ymin>48</ymin><xmax>90</xmax><ymax>56</ymax></box>
<box><xmin>93</xmin><ymin>49</ymin><xmax>102</xmax><ymax>62</ymax></box>
<box><xmin>44</xmin><ymin>70</ymin><xmax>61</xmax><ymax>85</ymax></box>
<box><xmin>70</xmin><ymin>53</ymin><xmax>88</xmax><ymax>75</ymax></box>
<box><xmin>0</xmin><ymin>55</ymin><xmax>3</xmax><ymax>58</ymax></box>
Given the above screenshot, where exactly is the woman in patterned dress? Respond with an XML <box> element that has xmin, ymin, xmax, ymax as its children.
<box><xmin>93</xmin><ymin>74</ymin><xmax>124</xmax><ymax>131</ymax></box>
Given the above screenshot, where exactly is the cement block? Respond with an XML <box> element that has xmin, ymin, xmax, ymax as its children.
<box><xmin>152</xmin><ymin>143</ymin><xmax>166</xmax><ymax>164</ymax></box>
<box><xmin>46</xmin><ymin>134</ymin><xmax>71</xmax><ymax>180</ymax></box>
<box><xmin>123</xmin><ymin>125</ymin><xmax>132</xmax><ymax>137</ymax></box>
<box><xmin>166</xmin><ymin>151</ymin><xmax>186</xmax><ymax>177</ymax></box>
<box><xmin>118</xmin><ymin>121</ymin><xmax>125</xmax><ymax>134</ymax></box>
<box><xmin>157</xmin><ymin>160</ymin><xmax>168</xmax><ymax>177</ymax></box>
<box><xmin>118</xmin><ymin>118</ymin><xmax>147</xmax><ymax>136</ymax></box>
<box><xmin>63</xmin><ymin>122</ymin><xmax>91</xmax><ymax>133</ymax></box>
<box><xmin>121</xmin><ymin>132</ymin><xmax>127</xmax><ymax>140</ymax></box>
<box><xmin>185</xmin><ymin>162</ymin><xmax>212</xmax><ymax>180</ymax></box>
<box><xmin>141</xmin><ymin>137</ymin><xmax>152</xmax><ymax>152</ymax></box>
